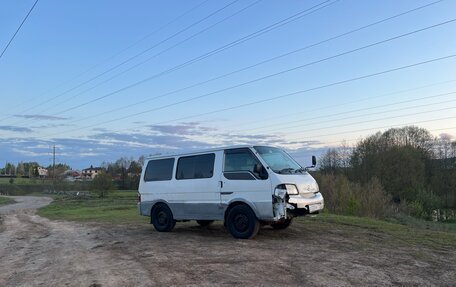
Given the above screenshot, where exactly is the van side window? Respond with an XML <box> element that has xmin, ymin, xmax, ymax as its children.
<box><xmin>176</xmin><ymin>153</ymin><xmax>215</xmax><ymax>180</ymax></box>
<box><xmin>144</xmin><ymin>158</ymin><xmax>175</xmax><ymax>181</ymax></box>
<box><xmin>224</xmin><ymin>148</ymin><xmax>266</xmax><ymax>180</ymax></box>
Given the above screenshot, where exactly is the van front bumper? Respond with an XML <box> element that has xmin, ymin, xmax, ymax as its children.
<box><xmin>288</xmin><ymin>192</ymin><xmax>324</xmax><ymax>215</ymax></box>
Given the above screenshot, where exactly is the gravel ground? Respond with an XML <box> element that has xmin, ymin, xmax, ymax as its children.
<box><xmin>0</xmin><ymin>196</ymin><xmax>454</xmax><ymax>286</ymax></box>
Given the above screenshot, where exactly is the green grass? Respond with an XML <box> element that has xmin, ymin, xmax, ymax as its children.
<box><xmin>298</xmin><ymin>213</ymin><xmax>456</xmax><ymax>249</ymax></box>
<box><xmin>38</xmin><ymin>191</ymin><xmax>455</xmax><ymax>249</ymax></box>
<box><xmin>0</xmin><ymin>196</ymin><xmax>16</xmax><ymax>206</ymax></box>
<box><xmin>0</xmin><ymin>178</ymin><xmax>48</xmax><ymax>185</ymax></box>
<box><xmin>37</xmin><ymin>190</ymin><xmax>146</xmax><ymax>224</ymax></box>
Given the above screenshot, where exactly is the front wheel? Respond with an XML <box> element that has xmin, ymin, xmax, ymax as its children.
<box><xmin>271</xmin><ymin>218</ymin><xmax>292</xmax><ymax>230</ymax></box>
<box><xmin>226</xmin><ymin>205</ymin><xmax>260</xmax><ymax>239</ymax></box>
<box><xmin>151</xmin><ymin>203</ymin><xmax>176</xmax><ymax>232</ymax></box>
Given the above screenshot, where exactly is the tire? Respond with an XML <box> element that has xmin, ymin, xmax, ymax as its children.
<box><xmin>271</xmin><ymin>218</ymin><xmax>292</xmax><ymax>230</ymax></box>
<box><xmin>226</xmin><ymin>204</ymin><xmax>260</xmax><ymax>239</ymax></box>
<box><xmin>196</xmin><ymin>220</ymin><xmax>214</xmax><ymax>227</ymax></box>
<box><xmin>151</xmin><ymin>203</ymin><xmax>176</xmax><ymax>232</ymax></box>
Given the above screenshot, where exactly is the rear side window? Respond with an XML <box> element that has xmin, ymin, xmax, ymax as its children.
<box><xmin>144</xmin><ymin>158</ymin><xmax>175</xmax><ymax>181</ymax></box>
<box><xmin>176</xmin><ymin>153</ymin><xmax>215</xmax><ymax>180</ymax></box>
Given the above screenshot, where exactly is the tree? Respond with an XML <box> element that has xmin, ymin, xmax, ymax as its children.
<box><xmin>128</xmin><ymin>160</ymin><xmax>142</xmax><ymax>175</ymax></box>
<box><xmin>91</xmin><ymin>172</ymin><xmax>114</xmax><ymax>198</ymax></box>
<box><xmin>46</xmin><ymin>163</ymin><xmax>71</xmax><ymax>180</ymax></box>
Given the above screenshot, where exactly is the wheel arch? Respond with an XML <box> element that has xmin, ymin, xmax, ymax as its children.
<box><xmin>224</xmin><ymin>199</ymin><xmax>259</xmax><ymax>223</ymax></box>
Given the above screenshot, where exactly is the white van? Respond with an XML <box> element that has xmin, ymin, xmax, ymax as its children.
<box><xmin>138</xmin><ymin>146</ymin><xmax>324</xmax><ymax>239</ymax></box>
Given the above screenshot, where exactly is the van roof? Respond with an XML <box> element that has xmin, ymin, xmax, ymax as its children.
<box><xmin>145</xmin><ymin>145</ymin><xmax>273</xmax><ymax>160</ymax></box>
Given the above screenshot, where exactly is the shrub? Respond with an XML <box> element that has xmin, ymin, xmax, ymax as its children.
<box><xmin>91</xmin><ymin>173</ymin><xmax>115</xmax><ymax>198</ymax></box>
<box><xmin>315</xmin><ymin>173</ymin><xmax>392</xmax><ymax>218</ymax></box>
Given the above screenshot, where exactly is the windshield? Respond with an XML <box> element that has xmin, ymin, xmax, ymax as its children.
<box><xmin>254</xmin><ymin>146</ymin><xmax>302</xmax><ymax>174</ymax></box>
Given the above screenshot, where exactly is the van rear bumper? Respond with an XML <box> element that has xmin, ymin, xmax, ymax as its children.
<box><xmin>288</xmin><ymin>192</ymin><xmax>324</xmax><ymax>215</ymax></box>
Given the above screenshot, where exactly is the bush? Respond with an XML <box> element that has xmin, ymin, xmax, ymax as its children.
<box><xmin>91</xmin><ymin>173</ymin><xmax>115</xmax><ymax>198</ymax></box>
<box><xmin>315</xmin><ymin>173</ymin><xmax>392</xmax><ymax>218</ymax></box>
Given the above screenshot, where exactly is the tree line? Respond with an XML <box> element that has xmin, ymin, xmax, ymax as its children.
<box><xmin>316</xmin><ymin>126</ymin><xmax>455</xmax><ymax>221</ymax></box>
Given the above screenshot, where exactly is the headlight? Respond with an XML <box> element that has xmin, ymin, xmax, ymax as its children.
<box><xmin>285</xmin><ymin>184</ymin><xmax>299</xmax><ymax>195</ymax></box>
<box><xmin>274</xmin><ymin>184</ymin><xmax>298</xmax><ymax>197</ymax></box>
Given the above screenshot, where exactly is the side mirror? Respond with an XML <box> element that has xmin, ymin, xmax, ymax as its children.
<box><xmin>254</xmin><ymin>163</ymin><xmax>262</xmax><ymax>174</ymax></box>
<box><xmin>254</xmin><ymin>163</ymin><xmax>268</xmax><ymax>179</ymax></box>
<box><xmin>312</xmin><ymin>155</ymin><xmax>317</xmax><ymax>166</ymax></box>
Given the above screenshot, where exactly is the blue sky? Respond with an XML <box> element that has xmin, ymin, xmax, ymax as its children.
<box><xmin>0</xmin><ymin>0</ymin><xmax>455</xmax><ymax>169</ymax></box>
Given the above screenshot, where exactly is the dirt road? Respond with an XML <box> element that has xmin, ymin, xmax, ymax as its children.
<box><xmin>0</xmin><ymin>196</ymin><xmax>454</xmax><ymax>286</ymax></box>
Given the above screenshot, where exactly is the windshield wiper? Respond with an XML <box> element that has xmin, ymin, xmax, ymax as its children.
<box><xmin>278</xmin><ymin>168</ymin><xmax>295</xmax><ymax>174</ymax></box>
<box><xmin>294</xmin><ymin>168</ymin><xmax>306</xmax><ymax>174</ymax></box>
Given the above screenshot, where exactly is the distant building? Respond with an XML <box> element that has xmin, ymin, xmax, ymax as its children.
<box><xmin>64</xmin><ymin>170</ymin><xmax>82</xmax><ymax>181</ymax></box>
<box><xmin>37</xmin><ymin>166</ymin><xmax>48</xmax><ymax>178</ymax></box>
<box><xmin>81</xmin><ymin>165</ymin><xmax>103</xmax><ymax>179</ymax></box>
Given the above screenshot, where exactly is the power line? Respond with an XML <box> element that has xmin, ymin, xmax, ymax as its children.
<box><xmin>12</xmin><ymin>0</ymin><xmax>339</xmax><ymax>125</ymax></box>
<box><xmin>45</xmin><ymin>17</ymin><xmax>456</xmax><ymax>129</ymax></box>
<box><xmin>236</xmin><ymin>91</ymin><xmax>456</xmax><ymax>134</ymax></box>
<box><xmin>40</xmin><ymin>53</ymin><xmax>456</xmax><ymax>138</ymax></box>
<box><xmin>288</xmin><ymin>125</ymin><xmax>456</xmax><ymax>158</ymax></box>
<box><xmin>37</xmin><ymin>0</ymin><xmax>264</xmax><ymax>117</ymax></box>
<box><xmin>4</xmin><ymin>0</ymin><xmax>236</xmax><ymax>121</ymax></box>
<box><xmin>287</xmin><ymin>117</ymin><xmax>456</xmax><ymax>156</ymax></box>
<box><xmin>151</xmin><ymin>79</ymin><xmax>456</xmax><ymax>128</ymax></box>
<box><xmin>49</xmin><ymin>0</ymin><xmax>450</xmax><ymax>127</ymax></box>
<box><xmin>223</xmin><ymin>79</ymin><xmax>456</xmax><ymax>130</ymax></box>
<box><xmin>41</xmin><ymin>18</ymin><xmax>456</xmax><ymax>132</ymax></box>
<box><xmin>0</xmin><ymin>0</ymin><xmax>210</xmax><ymax>122</ymax></box>
<box><xmin>0</xmin><ymin>0</ymin><xmax>39</xmax><ymax>60</ymax></box>
<box><xmin>275</xmin><ymin>105</ymin><xmax>456</xmax><ymax>139</ymax></box>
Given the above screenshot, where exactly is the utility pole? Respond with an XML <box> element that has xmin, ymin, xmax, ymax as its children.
<box><xmin>52</xmin><ymin>145</ymin><xmax>56</xmax><ymax>191</ymax></box>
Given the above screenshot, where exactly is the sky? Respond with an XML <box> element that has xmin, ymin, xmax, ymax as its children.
<box><xmin>0</xmin><ymin>0</ymin><xmax>455</xmax><ymax>169</ymax></box>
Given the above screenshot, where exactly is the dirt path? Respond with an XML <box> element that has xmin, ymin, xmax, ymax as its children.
<box><xmin>0</xmin><ymin>196</ymin><xmax>52</xmax><ymax>214</ymax></box>
<box><xmin>0</xmin><ymin>197</ymin><xmax>454</xmax><ymax>286</ymax></box>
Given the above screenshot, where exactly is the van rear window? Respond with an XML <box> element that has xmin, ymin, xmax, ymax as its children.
<box><xmin>176</xmin><ymin>154</ymin><xmax>215</xmax><ymax>180</ymax></box>
<box><xmin>144</xmin><ymin>158</ymin><xmax>175</xmax><ymax>181</ymax></box>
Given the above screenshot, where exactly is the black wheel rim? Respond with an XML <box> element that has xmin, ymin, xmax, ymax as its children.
<box><xmin>233</xmin><ymin>213</ymin><xmax>249</xmax><ymax>232</ymax></box>
<box><xmin>157</xmin><ymin>210</ymin><xmax>168</xmax><ymax>226</ymax></box>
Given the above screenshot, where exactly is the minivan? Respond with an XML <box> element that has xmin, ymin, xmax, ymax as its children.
<box><xmin>138</xmin><ymin>145</ymin><xmax>324</xmax><ymax>239</ymax></box>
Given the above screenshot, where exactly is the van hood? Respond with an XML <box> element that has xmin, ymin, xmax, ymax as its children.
<box><xmin>272</xmin><ymin>172</ymin><xmax>319</xmax><ymax>194</ymax></box>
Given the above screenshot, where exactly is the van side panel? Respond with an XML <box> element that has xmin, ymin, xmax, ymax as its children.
<box><xmin>139</xmin><ymin>151</ymin><xmax>225</xmax><ymax>220</ymax></box>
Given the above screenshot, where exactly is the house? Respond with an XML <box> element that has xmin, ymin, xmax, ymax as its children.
<box><xmin>81</xmin><ymin>165</ymin><xmax>103</xmax><ymax>180</ymax></box>
<box><xmin>37</xmin><ymin>166</ymin><xmax>48</xmax><ymax>178</ymax></box>
<box><xmin>64</xmin><ymin>170</ymin><xmax>82</xmax><ymax>181</ymax></box>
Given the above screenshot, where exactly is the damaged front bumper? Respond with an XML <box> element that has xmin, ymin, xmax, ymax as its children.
<box><xmin>272</xmin><ymin>191</ymin><xmax>324</xmax><ymax>221</ymax></box>
<box><xmin>288</xmin><ymin>192</ymin><xmax>324</xmax><ymax>215</ymax></box>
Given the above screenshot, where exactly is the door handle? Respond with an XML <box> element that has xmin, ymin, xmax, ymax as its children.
<box><xmin>220</xmin><ymin>191</ymin><xmax>233</xmax><ymax>195</ymax></box>
<box><xmin>219</xmin><ymin>181</ymin><xmax>223</xmax><ymax>188</ymax></box>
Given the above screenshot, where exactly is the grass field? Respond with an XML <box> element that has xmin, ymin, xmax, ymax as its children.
<box><xmin>37</xmin><ymin>190</ymin><xmax>147</xmax><ymax>224</ymax></box>
<box><xmin>0</xmin><ymin>178</ymin><xmax>47</xmax><ymax>185</ymax></box>
<box><xmin>37</xmin><ymin>190</ymin><xmax>456</xmax><ymax>249</ymax></box>
<box><xmin>0</xmin><ymin>196</ymin><xmax>16</xmax><ymax>206</ymax></box>
<box><xmin>303</xmin><ymin>213</ymin><xmax>456</xmax><ymax>249</ymax></box>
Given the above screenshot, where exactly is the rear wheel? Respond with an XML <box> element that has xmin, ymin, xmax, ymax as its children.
<box><xmin>226</xmin><ymin>204</ymin><xmax>260</xmax><ymax>239</ymax></box>
<box><xmin>196</xmin><ymin>220</ymin><xmax>214</xmax><ymax>227</ymax></box>
<box><xmin>271</xmin><ymin>218</ymin><xmax>292</xmax><ymax>230</ymax></box>
<box><xmin>151</xmin><ymin>203</ymin><xmax>176</xmax><ymax>232</ymax></box>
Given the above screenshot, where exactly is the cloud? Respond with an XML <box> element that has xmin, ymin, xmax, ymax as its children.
<box><xmin>0</xmin><ymin>122</ymin><xmax>332</xmax><ymax>169</ymax></box>
<box><xmin>0</xmin><ymin>125</ymin><xmax>33</xmax><ymax>133</ymax></box>
<box><xmin>89</xmin><ymin>131</ymin><xmax>214</xmax><ymax>150</ymax></box>
<box><xmin>30</xmin><ymin>123</ymin><xmax>74</xmax><ymax>129</ymax></box>
<box><xmin>148</xmin><ymin>122</ymin><xmax>216</xmax><ymax>136</ymax></box>
<box><xmin>14</xmin><ymin>114</ymin><xmax>68</xmax><ymax>121</ymax></box>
